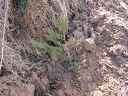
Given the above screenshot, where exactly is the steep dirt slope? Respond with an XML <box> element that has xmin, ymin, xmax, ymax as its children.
<box><xmin>0</xmin><ymin>0</ymin><xmax>128</xmax><ymax>96</ymax></box>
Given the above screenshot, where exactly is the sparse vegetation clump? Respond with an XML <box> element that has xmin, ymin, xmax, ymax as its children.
<box><xmin>32</xmin><ymin>17</ymin><xmax>66</xmax><ymax>61</ymax></box>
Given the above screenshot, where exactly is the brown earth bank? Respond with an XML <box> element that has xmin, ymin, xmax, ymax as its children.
<box><xmin>0</xmin><ymin>0</ymin><xmax>128</xmax><ymax>96</ymax></box>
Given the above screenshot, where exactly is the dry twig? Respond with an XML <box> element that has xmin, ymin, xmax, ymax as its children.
<box><xmin>0</xmin><ymin>0</ymin><xmax>10</xmax><ymax>70</ymax></box>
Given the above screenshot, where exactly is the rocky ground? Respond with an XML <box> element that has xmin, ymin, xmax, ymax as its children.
<box><xmin>0</xmin><ymin>0</ymin><xmax>128</xmax><ymax>96</ymax></box>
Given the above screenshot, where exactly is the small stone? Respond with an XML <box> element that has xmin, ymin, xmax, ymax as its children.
<box><xmin>91</xmin><ymin>90</ymin><xmax>103</xmax><ymax>96</ymax></box>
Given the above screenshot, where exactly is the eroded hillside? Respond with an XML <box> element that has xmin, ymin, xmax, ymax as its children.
<box><xmin>0</xmin><ymin>0</ymin><xmax>128</xmax><ymax>96</ymax></box>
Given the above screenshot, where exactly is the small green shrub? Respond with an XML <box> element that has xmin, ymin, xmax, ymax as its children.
<box><xmin>47</xmin><ymin>28</ymin><xmax>64</xmax><ymax>45</ymax></box>
<box><xmin>32</xmin><ymin>39</ymin><xmax>64</xmax><ymax>61</ymax></box>
<box><xmin>32</xmin><ymin>27</ymin><xmax>65</xmax><ymax>61</ymax></box>
<box><xmin>32</xmin><ymin>16</ymin><xmax>68</xmax><ymax>61</ymax></box>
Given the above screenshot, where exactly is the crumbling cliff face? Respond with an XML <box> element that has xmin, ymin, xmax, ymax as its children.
<box><xmin>0</xmin><ymin>0</ymin><xmax>128</xmax><ymax>96</ymax></box>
